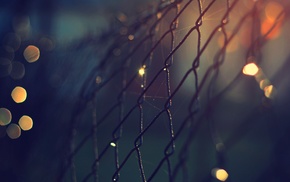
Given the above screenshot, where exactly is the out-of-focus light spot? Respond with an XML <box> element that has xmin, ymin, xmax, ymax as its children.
<box><xmin>243</xmin><ymin>63</ymin><xmax>259</xmax><ymax>76</ymax></box>
<box><xmin>222</xmin><ymin>18</ymin><xmax>228</xmax><ymax>24</ymax></box>
<box><xmin>2</xmin><ymin>33</ymin><xmax>21</xmax><ymax>52</ymax></box>
<box><xmin>13</xmin><ymin>16</ymin><xmax>30</xmax><ymax>40</ymax></box>
<box><xmin>96</xmin><ymin>76</ymin><xmax>102</xmax><ymax>84</ymax></box>
<box><xmin>39</xmin><ymin>37</ymin><xmax>55</xmax><ymax>51</ymax></box>
<box><xmin>117</xmin><ymin>12</ymin><xmax>127</xmax><ymax>22</ymax></box>
<box><xmin>254</xmin><ymin>69</ymin><xmax>265</xmax><ymax>83</ymax></box>
<box><xmin>264</xmin><ymin>85</ymin><xmax>275</xmax><ymax>99</ymax></box>
<box><xmin>259</xmin><ymin>79</ymin><xmax>271</xmax><ymax>90</ymax></box>
<box><xmin>265</xmin><ymin>2</ymin><xmax>284</xmax><ymax>22</ymax></box>
<box><xmin>212</xmin><ymin>168</ymin><xmax>229</xmax><ymax>181</ymax></box>
<box><xmin>0</xmin><ymin>57</ymin><xmax>12</xmax><ymax>78</ymax></box>
<box><xmin>128</xmin><ymin>35</ymin><xmax>134</xmax><ymax>41</ymax></box>
<box><xmin>261</xmin><ymin>19</ymin><xmax>282</xmax><ymax>39</ymax></box>
<box><xmin>138</xmin><ymin>66</ymin><xmax>145</xmax><ymax>76</ymax></box>
<box><xmin>24</xmin><ymin>45</ymin><xmax>40</xmax><ymax>63</ymax></box>
<box><xmin>11</xmin><ymin>86</ymin><xmax>27</xmax><ymax>103</ymax></box>
<box><xmin>18</xmin><ymin>115</ymin><xmax>33</xmax><ymax>131</ymax></box>
<box><xmin>10</xmin><ymin>61</ymin><xmax>25</xmax><ymax>80</ymax></box>
<box><xmin>157</xmin><ymin>12</ymin><xmax>162</xmax><ymax>19</ymax></box>
<box><xmin>0</xmin><ymin>108</ymin><xmax>12</xmax><ymax>126</ymax></box>
<box><xmin>110</xmin><ymin>142</ymin><xmax>116</xmax><ymax>147</ymax></box>
<box><xmin>6</xmin><ymin>123</ymin><xmax>21</xmax><ymax>139</ymax></box>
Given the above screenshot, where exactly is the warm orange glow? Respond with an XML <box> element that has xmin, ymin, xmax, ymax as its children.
<box><xmin>264</xmin><ymin>85</ymin><xmax>275</xmax><ymax>99</ymax></box>
<box><xmin>156</xmin><ymin>12</ymin><xmax>162</xmax><ymax>19</ymax></box>
<box><xmin>259</xmin><ymin>79</ymin><xmax>271</xmax><ymax>90</ymax></box>
<box><xmin>6</xmin><ymin>124</ymin><xmax>21</xmax><ymax>139</ymax></box>
<box><xmin>23</xmin><ymin>45</ymin><xmax>40</xmax><ymax>63</ymax></box>
<box><xmin>11</xmin><ymin>86</ymin><xmax>27</xmax><ymax>103</ymax></box>
<box><xmin>96</xmin><ymin>76</ymin><xmax>102</xmax><ymax>84</ymax></box>
<box><xmin>128</xmin><ymin>35</ymin><xmax>134</xmax><ymax>41</ymax></box>
<box><xmin>138</xmin><ymin>66</ymin><xmax>146</xmax><ymax>76</ymax></box>
<box><xmin>212</xmin><ymin>168</ymin><xmax>229</xmax><ymax>181</ymax></box>
<box><xmin>18</xmin><ymin>115</ymin><xmax>33</xmax><ymax>131</ymax></box>
<box><xmin>117</xmin><ymin>13</ymin><xmax>127</xmax><ymax>22</ymax></box>
<box><xmin>12</xmin><ymin>16</ymin><xmax>30</xmax><ymax>40</ymax></box>
<box><xmin>265</xmin><ymin>2</ymin><xmax>284</xmax><ymax>22</ymax></box>
<box><xmin>261</xmin><ymin>19</ymin><xmax>282</xmax><ymax>39</ymax></box>
<box><xmin>243</xmin><ymin>63</ymin><xmax>259</xmax><ymax>76</ymax></box>
<box><xmin>0</xmin><ymin>108</ymin><xmax>12</xmax><ymax>126</ymax></box>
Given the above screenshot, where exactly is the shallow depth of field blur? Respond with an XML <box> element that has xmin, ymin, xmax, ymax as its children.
<box><xmin>1</xmin><ymin>0</ymin><xmax>290</xmax><ymax>181</ymax></box>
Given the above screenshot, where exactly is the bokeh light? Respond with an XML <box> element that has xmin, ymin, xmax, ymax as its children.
<box><xmin>18</xmin><ymin>115</ymin><xmax>33</xmax><ymax>131</ymax></box>
<box><xmin>138</xmin><ymin>66</ymin><xmax>145</xmax><ymax>76</ymax></box>
<box><xmin>110</xmin><ymin>142</ymin><xmax>116</xmax><ymax>147</ymax></box>
<box><xmin>12</xmin><ymin>16</ymin><xmax>30</xmax><ymax>40</ymax></box>
<box><xmin>0</xmin><ymin>57</ymin><xmax>12</xmax><ymax>78</ymax></box>
<box><xmin>265</xmin><ymin>1</ymin><xmax>284</xmax><ymax>22</ymax></box>
<box><xmin>128</xmin><ymin>34</ymin><xmax>134</xmax><ymax>41</ymax></box>
<box><xmin>39</xmin><ymin>37</ymin><xmax>55</xmax><ymax>51</ymax></box>
<box><xmin>261</xmin><ymin>1</ymin><xmax>284</xmax><ymax>40</ymax></box>
<box><xmin>96</xmin><ymin>76</ymin><xmax>102</xmax><ymax>84</ymax></box>
<box><xmin>6</xmin><ymin>123</ymin><xmax>21</xmax><ymax>139</ymax></box>
<box><xmin>261</xmin><ymin>19</ymin><xmax>282</xmax><ymax>40</ymax></box>
<box><xmin>259</xmin><ymin>79</ymin><xmax>271</xmax><ymax>90</ymax></box>
<box><xmin>243</xmin><ymin>63</ymin><xmax>259</xmax><ymax>76</ymax></box>
<box><xmin>264</xmin><ymin>85</ymin><xmax>275</xmax><ymax>99</ymax></box>
<box><xmin>10</xmin><ymin>61</ymin><xmax>25</xmax><ymax>80</ymax></box>
<box><xmin>0</xmin><ymin>108</ymin><xmax>12</xmax><ymax>126</ymax></box>
<box><xmin>11</xmin><ymin>86</ymin><xmax>27</xmax><ymax>103</ymax></box>
<box><xmin>2</xmin><ymin>33</ymin><xmax>21</xmax><ymax>52</ymax></box>
<box><xmin>24</xmin><ymin>45</ymin><xmax>40</xmax><ymax>63</ymax></box>
<box><xmin>212</xmin><ymin>168</ymin><xmax>229</xmax><ymax>181</ymax></box>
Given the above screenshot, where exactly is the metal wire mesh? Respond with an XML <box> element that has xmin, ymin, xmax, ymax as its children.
<box><xmin>57</xmin><ymin>0</ymin><xmax>290</xmax><ymax>181</ymax></box>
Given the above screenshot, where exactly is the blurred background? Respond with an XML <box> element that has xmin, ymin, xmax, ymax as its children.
<box><xmin>1</xmin><ymin>0</ymin><xmax>290</xmax><ymax>181</ymax></box>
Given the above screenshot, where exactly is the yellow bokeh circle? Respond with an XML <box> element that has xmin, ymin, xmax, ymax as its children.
<box><xmin>11</xmin><ymin>86</ymin><xmax>27</xmax><ymax>103</ymax></box>
<box><xmin>23</xmin><ymin>45</ymin><xmax>40</xmax><ymax>63</ymax></box>
<box><xmin>19</xmin><ymin>115</ymin><xmax>33</xmax><ymax>131</ymax></box>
